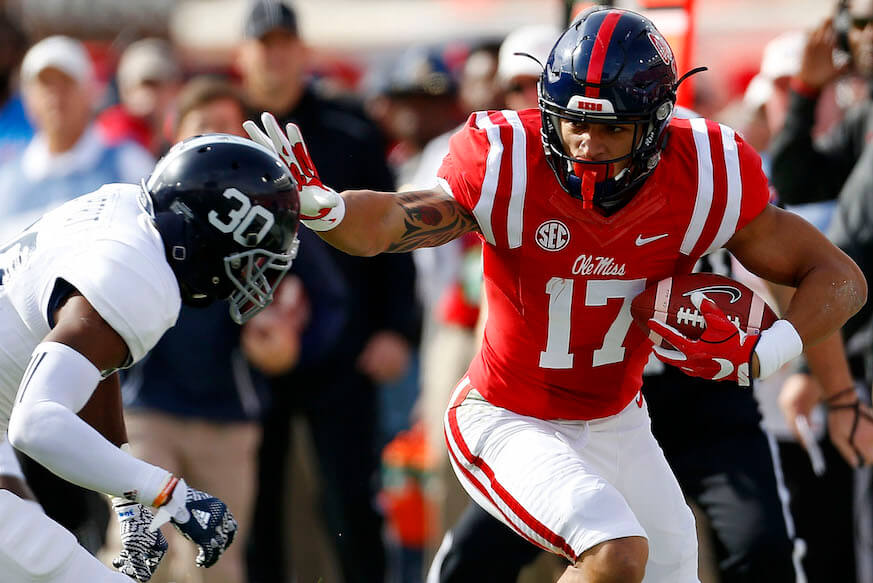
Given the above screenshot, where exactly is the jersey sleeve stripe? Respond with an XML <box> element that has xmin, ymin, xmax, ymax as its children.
<box><xmin>680</xmin><ymin>117</ymin><xmax>714</xmax><ymax>255</ymax></box>
<box><xmin>472</xmin><ymin>111</ymin><xmax>501</xmax><ymax>245</ymax></box>
<box><xmin>706</xmin><ymin>124</ymin><xmax>742</xmax><ymax>254</ymax></box>
<box><xmin>503</xmin><ymin>110</ymin><xmax>528</xmax><ymax>249</ymax></box>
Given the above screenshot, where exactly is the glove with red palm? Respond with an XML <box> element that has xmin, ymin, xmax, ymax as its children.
<box><xmin>647</xmin><ymin>292</ymin><xmax>760</xmax><ymax>386</ymax></box>
<box><xmin>243</xmin><ymin>112</ymin><xmax>345</xmax><ymax>231</ymax></box>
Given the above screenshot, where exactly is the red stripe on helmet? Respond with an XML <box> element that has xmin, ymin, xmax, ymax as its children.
<box><xmin>585</xmin><ymin>11</ymin><xmax>623</xmax><ymax>98</ymax></box>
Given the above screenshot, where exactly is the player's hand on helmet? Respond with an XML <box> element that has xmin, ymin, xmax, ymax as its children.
<box><xmin>647</xmin><ymin>292</ymin><xmax>760</xmax><ymax>387</ymax></box>
<box><xmin>111</xmin><ymin>498</ymin><xmax>168</xmax><ymax>581</ymax></box>
<box><xmin>148</xmin><ymin>477</ymin><xmax>237</xmax><ymax>568</ymax></box>
<box><xmin>825</xmin><ymin>387</ymin><xmax>873</xmax><ymax>468</ymax></box>
<box><xmin>243</xmin><ymin>112</ymin><xmax>345</xmax><ymax>231</ymax></box>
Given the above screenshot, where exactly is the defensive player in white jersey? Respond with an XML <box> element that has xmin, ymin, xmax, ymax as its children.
<box><xmin>0</xmin><ymin>134</ymin><xmax>300</xmax><ymax>582</ymax></box>
<box><xmin>245</xmin><ymin>7</ymin><xmax>867</xmax><ymax>583</ymax></box>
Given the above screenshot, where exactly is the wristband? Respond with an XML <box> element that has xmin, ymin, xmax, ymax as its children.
<box><xmin>302</xmin><ymin>193</ymin><xmax>345</xmax><ymax>232</ymax></box>
<box><xmin>151</xmin><ymin>475</ymin><xmax>180</xmax><ymax>508</ymax></box>
<box><xmin>754</xmin><ymin>319</ymin><xmax>803</xmax><ymax>379</ymax></box>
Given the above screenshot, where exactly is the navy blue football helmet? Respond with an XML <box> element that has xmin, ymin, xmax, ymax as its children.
<box><xmin>145</xmin><ymin>134</ymin><xmax>300</xmax><ymax>323</ymax></box>
<box><xmin>539</xmin><ymin>7</ymin><xmax>684</xmax><ymax>213</ymax></box>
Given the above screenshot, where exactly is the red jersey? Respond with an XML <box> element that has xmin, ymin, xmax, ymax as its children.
<box><xmin>437</xmin><ymin>109</ymin><xmax>769</xmax><ymax>420</ymax></box>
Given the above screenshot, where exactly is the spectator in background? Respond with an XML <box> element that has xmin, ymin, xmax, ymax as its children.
<box><xmin>769</xmin><ymin>1</ymin><xmax>873</xmax><ymax>210</ymax></box>
<box><xmin>110</xmin><ymin>75</ymin><xmax>347</xmax><ymax>583</ymax></box>
<box><xmin>0</xmin><ymin>34</ymin><xmax>153</xmax><ymax>556</ymax></box>
<box><xmin>384</xmin><ymin>38</ymin><xmax>503</xmax><ymax>575</ymax></box>
<box><xmin>497</xmin><ymin>25</ymin><xmax>561</xmax><ymax>112</ymax></box>
<box><xmin>0</xmin><ymin>11</ymin><xmax>32</xmax><ymax>166</ymax></box>
<box><xmin>768</xmin><ymin>6</ymin><xmax>873</xmax><ymax>579</ymax></box>
<box><xmin>365</xmin><ymin>45</ymin><xmax>466</xmax><ymax>188</ymax></box>
<box><xmin>236</xmin><ymin>2</ymin><xmax>420</xmax><ymax>582</ymax></box>
<box><xmin>97</xmin><ymin>38</ymin><xmax>182</xmax><ymax>157</ymax></box>
<box><xmin>768</xmin><ymin>1</ymin><xmax>873</xmax><ymax>393</ymax></box>
<box><xmin>730</xmin><ymin>28</ymin><xmax>866</xmax><ymax>583</ymax></box>
<box><xmin>0</xmin><ymin>35</ymin><xmax>154</xmax><ymax>242</ymax></box>
<box><xmin>407</xmin><ymin>40</ymin><xmax>502</xmax><ymax>313</ymax></box>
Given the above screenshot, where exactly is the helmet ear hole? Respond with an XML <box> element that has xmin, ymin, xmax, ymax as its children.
<box><xmin>656</xmin><ymin>102</ymin><xmax>673</xmax><ymax>121</ymax></box>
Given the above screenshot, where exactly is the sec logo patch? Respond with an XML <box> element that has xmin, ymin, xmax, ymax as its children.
<box><xmin>535</xmin><ymin>220</ymin><xmax>570</xmax><ymax>251</ymax></box>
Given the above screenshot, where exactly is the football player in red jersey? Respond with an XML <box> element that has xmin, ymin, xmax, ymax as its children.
<box><xmin>246</xmin><ymin>7</ymin><xmax>866</xmax><ymax>582</ymax></box>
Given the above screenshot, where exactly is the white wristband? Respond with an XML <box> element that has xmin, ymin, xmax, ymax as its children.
<box><xmin>754</xmin><ymin>319</ymin><xmax>803</xmax><ymax>380</ymax></box>
<box><xmin>303</xmin><ymin>194</ymin><xmax>345</xmax><ymax>232</ymax></box>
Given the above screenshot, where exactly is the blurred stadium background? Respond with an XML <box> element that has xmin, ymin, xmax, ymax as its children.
<box><xmin>6</xmin><ymin>0</ymin><xmax>836</xmax><ymax>119</ymax></box>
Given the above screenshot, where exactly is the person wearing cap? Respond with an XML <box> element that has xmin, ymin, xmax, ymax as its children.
<box><xmin>0</xmin><ymin>35</ymin><xmax>155</xmax><ymax>242</ymax></box>
<box><xmin>762</xmin><ymin>11</ymin><xmax>873</xmax><ymax>579</ymax></box>
<box><xmin>364</xmin><ymin>45</ymin><xmax>466</xmax><ymax>188</ymax></box>
<box><xmin>236</xmin><ymin>3</ymin><xmax>419</xmax><ymax>583</ymax></box>
<box><xmin>0</xmin><ymin>34</ymin><xmax>156</xmax><ymax>564</ymax></box>
<box><xmin>97</xmin><ymin>38</ymin><xmax>182</xmax><ymax>157</ymax></box>
<box><xmin>498</xmin><ymin>24</ymin><xmax>561</xmax><ymax>111</ymax></box>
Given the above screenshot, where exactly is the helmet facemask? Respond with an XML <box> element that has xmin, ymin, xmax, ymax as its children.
<box><xmin>540</xmin><ymin>98</ymin><xmax>674</xmax><ymax>213</ymax></box>
<box><xmin>225</xmin><ymin>237</ymin><xmax>299</xmax><ymax>324</ymax></box>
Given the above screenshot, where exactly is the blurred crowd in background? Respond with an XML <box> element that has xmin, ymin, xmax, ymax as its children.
<box><xmin>2</xmin><ymin>0</ymin><xmax>873</xmax><ymax>582</ymax></box>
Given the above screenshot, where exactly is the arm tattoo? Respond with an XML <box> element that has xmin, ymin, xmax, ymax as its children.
<box><xmin>386</xmin><ymin>190</ymin><xmax>479</xmax><ymax>253</ymax></box>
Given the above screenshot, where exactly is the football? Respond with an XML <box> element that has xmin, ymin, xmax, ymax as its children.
<box><xmin>630</xmin><ymin>273</ymin><xmax>778</xmax><ymax>347</ymax></box>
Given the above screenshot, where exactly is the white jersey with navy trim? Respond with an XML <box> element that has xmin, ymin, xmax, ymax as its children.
<box><xmin>0</xmin><ymin>183</ymin><xmax>180</xmax><ymax>434</ymax></box>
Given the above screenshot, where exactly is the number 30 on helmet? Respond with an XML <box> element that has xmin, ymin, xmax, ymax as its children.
<box><xmin>144</xmin><ymin>134</ymin><xmax>301</xmax><ymax>324</ymax></box>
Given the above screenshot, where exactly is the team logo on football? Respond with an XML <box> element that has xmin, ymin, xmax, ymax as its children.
<box><xmin>682</xmin><ymin>285</ymin><xmax>742</xmax><ymax>303</ymax></box>
<box><xmin>536</xmin><ymin>220</ymin><xmax>570</xmax><ymax>251</ymax></box>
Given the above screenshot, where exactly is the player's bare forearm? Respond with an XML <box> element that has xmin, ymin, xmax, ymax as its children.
<box><xmin>727</xmin><ymin>205</ymin><xmax>866</xmax><ymax>346</ymax></box>
<box><xmin>318</xmin><ymin>187</ymin><xmax>479</xmax><ymax>256</ymax></box>
<box><xmin>804</xmin><ymin>331</ymin><xmax>854</xmax><ymax>397</ymax></box>
<box><xmin>767</xmin><ymin>283</ymin><xmax>854</xmax><ymax>395</ymax></box>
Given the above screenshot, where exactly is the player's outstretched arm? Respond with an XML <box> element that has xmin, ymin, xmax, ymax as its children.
<box><xmin>244</xmin><ymin>112</ymin><xmax>478</xmax><ymax>256</ymax></box>
<box><xmin>333</xmin><ymin>186</ymin><xmax>479</xmax><ymax>256</ymax></box>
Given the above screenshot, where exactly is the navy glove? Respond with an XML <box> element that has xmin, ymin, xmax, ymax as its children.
<box><xmin>149</xmin><ymin>477</ymin><xmax>237</xmax><ymax>568</ymax></box>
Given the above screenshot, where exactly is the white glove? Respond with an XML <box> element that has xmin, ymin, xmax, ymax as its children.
<box><xmin>111</xmin><ymin>497</ymin><xmax>168</xmax><ymax>581</ymax></box>
<box><xmin>243</xmin><ymin>112</ymin><xmax>345</xmax><ymax>231</ymax></box>
<box><xmin>149</xmin><ymin>477</ymin><xmax>237</xmax><ymax>568</ymax></box>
